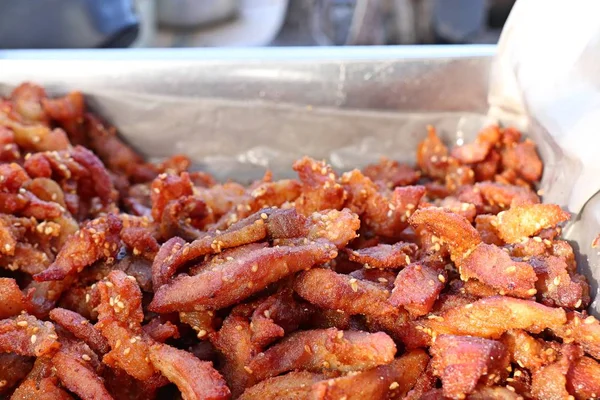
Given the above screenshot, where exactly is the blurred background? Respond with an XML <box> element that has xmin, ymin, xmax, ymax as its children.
<box><xmin>0</xmin><ymin>0</ymin><xmax>515</xmax><ymax>49</ymax></box>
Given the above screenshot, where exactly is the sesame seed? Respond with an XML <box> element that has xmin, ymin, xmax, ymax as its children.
<box><xmin>117</xmin><ymin>301</ymin><xmax>125</xmax><ymax>309</ymax></box>
<box><xmin>389</xmin><ymin>382</ymin><xmax>399</xmax><ymax>390</ymax></box>
<box><xmin>30</xmin><ymin>335</ymin><xmax>37</xmax><ymax>344</ymax></box>
<box><xmin>244</xmin><ymin>366</ymin><xmax>254</xmax><ymax>374</ymax></box>
<box><xmin>81</xmin><ymin>354</ymin><xmax>91</xmax><ymax>361</ymax></box>
<box><xmin>130</xmin><ymin>337</ymin><xmax>137</xmax><ymax>344</ymax></box>
<box><xmin>115</xmin><ymin>339</ymin><xmax>121</xmax><ymax>349</ymax></box>
<box><xmin>404</xmin><ymin>255</ymin><xmax>411</xmax><ymax>264</ymax></box>
<box><xmin>197</xmin><ymin>330</ymin><xmax>207</xmax><ymax>338</ymax></box>
<box><xmin>585</xmin><ymin>316</ymin><xmax>596</xmax><ymax>324</ymax></box>
<box><xmin>85</xmin><ymin>294</ymin><xmax>90</xmax><ymax>303</ymax></box>
<box><xmin>377</xmin><ymin>277</ymin><xmax>388</xmax><ymax>283</ymax></box>
<box><xmin>506</xmin><ymin>266</ymin><xmax>517</xmax><ymax>273</ymax></box>
<box><xmin>235</xmin><ymin>325</ymin><xmax>243</xmax><ymax>331</ymax></box>
<box><xmin>123</xmin><ymin>347</ymin><xmax>131</xmax><ymax>355</ymax></box>
<box><xmin>553</xmin><ymin>277</ymin><xmax>561</xmax><ymax>286</ymax></box>
<box><xmin>527</xmin><ymin>288</ymin><xmax>537</xmax><ymax>296</ymax></box>
<box><xmin>575</xmin><ymin>299</ymin><xmax>582</xmax><ymax>308</ymax></box>
<box><xmin>438</xmin><ymin>274</ymin><xmax>446</xmax><ymax>283</ymax></box>
<box><xmin>17</xmin><ymin>321</ymin><xmax>28</xmax><ymax>327</ymax></box>
<box><xmin>337</xmin><ymin>331</ymin><xmax>344</xmax><ymax>339</ymax></box>
<box><xmin>105</xmin><ymin>281</ymin><xmax>113</xmax><ymax>288</ymax></box>
<box><xmin>349</xmin><ymin>278</ymin><xmax>358</xmax><ymax>292</ymax></box>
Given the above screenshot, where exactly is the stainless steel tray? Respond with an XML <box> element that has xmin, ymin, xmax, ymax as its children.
<box><xmin>1</xmin><ymin>46</ymin><xmax>597</xmax><ymax>314</ymax></box>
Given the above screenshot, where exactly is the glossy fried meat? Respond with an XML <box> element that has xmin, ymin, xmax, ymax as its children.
<box><xmin>311</xmin><ymin>349</ymin><xmax>429</xmax><ymax>400</ymax></box>
<box><xmin>34</xmin><ymin>214</ymin><xmax>122</xmax><ymax>281</ymax></box>
<box><xmin>450</xmin><ymin>125</ymin><xmax>499</xmax><ymax>164</ymax></box>
<box><xmin>553</xmin><ymin>312</ymin><xmax>600</xmax><ymax>359</ymax></box>
<box><xmin>294</xmin><ymin>268</ymin><xmax>399</xmax><ymax>324</ymax></box>
<box><xmin>529</xmin><ymin>255</ymin><xmax>587</xmax><ymax>309</ymax></box>
<box><xmin>0</xmin><ymin>353</ymin><xmax>33</xmax><ymax>396</ymax></box>
<box><xmin>431</xmin><ymin>335</ymin><xmax>509</xmax><ymax>399</ymax></box>
<box><xmin>238</xmin><ymin>371</ymin><xmax>325</xmax><ymax>400</ymax></box>
<box><xmin>501</xmin><ymin>139</ymin><xmax>543</xmax><ymax>183</ymax></box>
<box><xmin>417</xmin><ymin>125</ymin><xmax>449</xmax><ymax>180</ymax></box>
<box><xmin>120</xmin><ymin>226</ymin><xmax>159</xmax><ymax>261</ymax></box>
<box><xmin>501</xmin><ymin>330</ymin><xmax>549</xmax><ymax>371</ymax></box>
<box><xmin>475</xmin><ymin>182</ymin><xmax>539</xmax><ymax>210</ymax></box>
<box><xmin>41</xmin><ymin>91</ymin><xmax>85</xmax><ymax>122</ymax></box>
<box><xmin>493</xmin><ymin>204</ymin><xmax>570</xmax><ymax>244</ymax></box>
<box><xmin>210</xmin><ymin>315</ymin><xmax>260</xmax><ymax>397</ymax></box>
<box><xmin>85</xmin><ymin>114</ymin><xmax>157</xmax><ymax>183</ymax></box>
<box><xmin>150</xmin><ymin>172</ymin><xmax>194</xmax><ymax>222</ymax></box>
<box><xmin>0</xmin><ymin>277</ymin><xmax>27</xmax><ymax>318</ymax></box>
<box><xmin>249</xmin><ymin>289</ymin><xmax>313</xmax><ymax>348</ymax></box>
<box><xmin>425</xmin><ymin>296</ymin><xmax>566</xmax><ymax>339</ymax></box>
<box><xmin>52</xmin><ymin>339</ymin><xmax>112</xmax><ymax>400</ymax></box>
<box><xmin>148</xmin><ymin>343</ymin><xmax>230</xmax><ymax>400</ymax></box>
<box><xmin>150</xmin><ymin>242</ymin><xmax>337</xmax><ymax>312</ymax></box>
<box><xmin>0</xmin><ymin>87</ymin><xmax>595</xmax><ymax>400</ymax></box>
<box><xmin>49</xmin><ymin>308</ymin><xmax>109</xmax><ymax>355</ymax></box>
<box><xmin>389</xmin><ymin>263</ymin><xmax>446</xmax><ymax>318</ymax></box>
<box><xmin>142</xmin><ymin>318</ymin><xmax>180</xmax><ymax>342</ymax></box>
<box><xmin>95</xmin><ymin>271</ymin><xmax>159</xmax><ymax>382</ymax></box>
<box><xmin>459</xmin><ymin>243</ymin><xmax>537</xmax><ymax>298</ymax></box>
<box><xmin>409</xmin><ymin>207</ymin><xmax>481</xmax><ymax>262</ymax></box>
<box><xmin>293</xmin><ymin>157</ymin><xmax>346</xmax><ymax>215</ymax></box>
<box><xmin>567</xmin><ymin>356</ymin><xmax>600</xmax><ymax>400</ymax></box>
<box><xmin>363</xmin><ymin>157</ymin><xmax>421</xmax><ymax>188</ymax></box>
<box><xmin>0</xmin><ymin>314</ymin><xmax>59</xmax><ymax>357</ymax></box>
<box><xmin>10</xmin><ymin>357</ymin><xmax>73</xmax><ymax>400</ymax></box>
<box><xmin>530</xmin><ymin>345</ymin><xmax>579</xmax><ymax>400</ymax></box>
<box><xmin>151</xmin><ymin>211</ymin><xmax>274</xmax><ymax>289</ymax></box>
<box><xmin>346</xmin><ymin>241</ymin><xmax>417</xmax><ymax>269</ymax></box>
<box><xmin>342</xmin><ymin>168</ymin><xmax>425</xmax><ymax>239</ymax></box>
<box><xmin>247</xmin><ymin>328</ymin><xmax>396</xmax><ymax>382</ymax></box>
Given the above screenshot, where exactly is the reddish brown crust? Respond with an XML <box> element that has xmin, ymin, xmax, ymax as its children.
<box><xmin>210</xmin><ymin>315</ymin><xmax>260</xmax><ymax>397</ymax></box>
<box><xmin>142</xmin><ymin>318</ymin><xmax>180</xmax><ymax>343</ymax></box>
<box><xmin>431</xmin><ymin>334</ymin><xmax>510</xmax><ymax>398</ymax></box>
<box><xmin>294</xmin><ymin>268</ymin><xmax>399</xmax><ymax>320</ymax></box>
<box><xmin>52</xmin><ymin>341</ymin><xmax>113</xmax><ymax>400</ymax></box>
<box><xmin>346</xmin><ymin>242</ymin><xmax>417</xmax><ymax>269</ymax></box>
<box><xmin>150</xmin><ymin>242</ymin><xmax>337</xmax><ymax>312</ymax></box>
<box><xmin>553</xmin><ymin>312</ymin><xmax>600</xmax><ymax>359</ymax></box>
<box><xmin>459</xmin><ymin>243</ymin><xmax>537</xmax><ymax>298</ymax></box>
<box><xmin>34</xmin><ymin>214</ymin><xmax>122</xmax><ymax>281</ymax></box>
<box><xmin>493</xmin><ymin>204</ymin><xmax>570</xmax><ymax>244</ymax></box>
<box><xmin>389</xmin><ymin>263</ymin><xmax>446</xmax><ymax>318</ymax></box>
<box><xmin>293</xmin><ymin>157</ymin><xmax>347</xmax><ymax>215</ymax></box>
<box><xmin>0</xmin><ymin>353</ymin><xmax>34</xmax><ymax>396</ymax></box>
<box><xmin>149</xmin><ymin>343</ymin><xmax>231</xmax><ymax>400</ymax></box>
<box><xmin>0</xmin><ymin>314</ymin><xmax>59</xmax><ymax>357</ymax></box>
<box><xmin>417</xmin><ymin>126</ymin><xmax>449</xmax><ymax>180</ymax></box>
<box><xmin>530</xmin><ymin>256</ymin><xmax>586</xmax><ymax>309</ymax></box>
<box><xmin>49</xmin><ymin>308</ymin><xmax>109</xmax><ymax>355</ymax></box>
<box><xmin>567</xmin><ymin>356</ymin><xmax>600</xmax><ymax>400</ymax></box>
<box><xmin>311</xmin><ymin>349</ymin><xmax>429</xmax><ymax>400</ymax></box>
<box><xmin>0</xmin><ymin>278</ymin><xmax>27</xmax><ymax>318</ymax></box>
<box><xmin>238</xmin><ymin>371</ymin><xmax>325</xmax><ymax>400</ymax></box>
<box><xmin>247</xmin><ymin>328</ymin><xmax>396</xmax><ymax>382</ymax></box>
<box><xmin>363</xmin><ymin>157</ymin><xmax>421</xmax><ymax>188</ymax></box>
<box><xmin>425</xmin><ymin>296</ymin><xmax>567</xmax><ymax>339</ymax></box>
<box><xmin>409</xmin><ymin>208</ymin><xmax>481</xmax><ymax>262</ymax></box>
<box><xmin>152</xmin><ymin>212</ymin><xmax>270</xmax><ymax>289</ymax></box>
